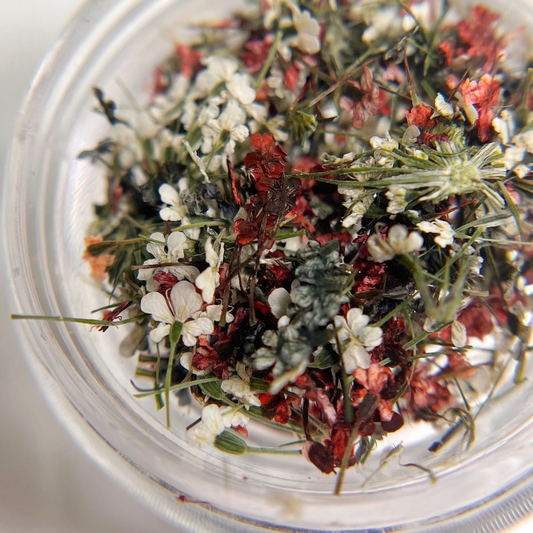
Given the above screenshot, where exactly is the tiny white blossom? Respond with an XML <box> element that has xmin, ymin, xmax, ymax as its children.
<box><xmin>402</xmin><ymin>1</ymin><xmax>431</xmax><ymax>32</ymax></box>
<box><xmin>342</xmin><ymin>194</ymin><xmax>374</xmax><ymax>229</ymax></box>
<box><xmin>288</xmin><ymin>4</ymin><xmax>321</xmax><ymax>54</ymax></box>
<box><xmin>159</xmin><ymin>183</ymin><xmax>187</xmax><ymax>221</ymax></box>
<box><xmin>187</xmin><ymin>404</ymin><xmax>225</xmax><ymax>448</ymax></box>
<box><xmin>370</xmin><ymin>134</ymin><xmax>399</xmax><ymax>167</ymax></box>
<box><xmin>512</xmin><ymin>130</ymin><xmax>533</xmax><ymax>153</ymax></box>
<box><xmin>193</xmin><ymin>304</ymin><xmax>234</xmax><ymax>325</ymax></box>
<box><xmin>221</xmin><ymin>376</ymin><xmax>261</xmax><ymax>408</ymax></box>
<box><xmin>333</xmin><ymin>308</ymin><xmax>383</xmax><ymax>374</ymax></box>
<box><xmin>386</xmin><ymin>185</ymin><xmax>408</xmax><ymax>214</ymax></box>
<box><xmin>187</xmin><ymin>421</ymin><xmax>217</xmax><ymax>448</ymax></box>
<box><xmin>195</xmin><ymin>239</ymin><xmax>224</xmax><ymax>303</ymax></box>
<box><xmin>361</xmin><ymin>6</ymin><xmax>399</xmax><ymax>45</ymax></box>
<box><xmin>201</xmin><ymin>100</ymin><xmax>249</xmax><ymax>156</ymax></box>
<box><xmin>137</xmin><ymin>232</ymin><xmax>199</xmax><ymax>291</ymax></box>
<box><xmin>451</xmin><ymin>320</ymin><xmax>468</xmax><ymax>348</ymax></box>
<box><xmin>402</xmin><ymin>125</ymin><xmax>421</xmax><ymax>144</ymax></box>
<box><xmin>194</xmin><ymin>57</ymin><xmax>255</xmax><ymax>105</ymax></box>
<box><xmin>492</xmin><ymin>110</ymin><xmax>515</xmax><ymax>145</ymax></box>
<box><xmin>368</xmin><ymin>224</ymin><xmax>424</xmax><ymax>262</ymax></box>
<box><xmin>416</xmin><ymin>219</ymin><xmax>455</xmax><ymax>248</ymax></box>
<box><xmin>435</xmin><ymin>93</ymin><xmax>454</xmax><ymax>119</ymax></box>
<box><xmin>268</xmin><ymin>287</ymin><xmax>291</xmax><ymax>318</ymax></box>
<box><xmin>226</xmin><ymin>73</ymin><xmax>256</xmax><ymax>106</ymax></box>
<box><xmin>140</xmin><ymin>280</ymin><xmax>214</xmax><ymax>345</ymax></box>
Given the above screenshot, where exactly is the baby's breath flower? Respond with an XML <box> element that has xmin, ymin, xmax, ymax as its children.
<box><xmin>368</xmin><ymin>224</ymin><xmax>424</xmax><ymax>263</ymax></box>
<box><xmin>288</xmin><ymin>4</ymin><xmax>321</xmax><ymax>54</ymax></box>
<box><xmin>370</xmin><ymin>134</ymin><xmax>398</xmax><ymax>167</ymax></box>
<box><xmin>416</xmin><ymin>219</ymin><xmax>455</xmax><ymax>248</ymax></box>
<box><xmin>201</xmin><ymin>100</ymin><xmax>249</xmax><ymax>156</ymax></box>
<box><xmin>221</xmin><ymin>376</ymin><xmax>261</xmax><ymax>408</ymax></box>
<box><xmin>333</xmin><ymin>308</ymin><xmax>383</xmax><ymax>374</ymax></box>
<box><xmin>385</xmin><ymin>185</ymin><xmax>408</xmax><ymax>214</ymax></box>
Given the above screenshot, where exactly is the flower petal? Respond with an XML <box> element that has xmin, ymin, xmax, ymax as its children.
<box><xmin>342</xmin><ymin>344</ymin><xmax>371</xmax><ymax>374</ymax></box>
<box><xmin>195</xmin><ymin>268</ymin><xmax>218</xmax><ymax>303</ymax></box>
<box><xmin>201</xmin><ymin>404</ymin><xmax>225</xmax><ymax>435</ymax></box>
<box><xmin>183</xmin><ymin>317</ymin><xmax>214</xmax><ymax>341</ymax></box>
<box><xmin>268</xmin><ymin>287</ymin><xmax>291</xmax><ymax>319</ymax></box>
<box><xmin>140</xmin><ymin>291</ymin><xmax>174</xmax><ymax>323</ymax></box>
<box><xmin>170</xmin><ymin>281</ymin><xmax>203</xmax><ymax>322</ymax></box>
<box><xmin>149</xmin><ymin>323</ymin><xmax>170</xmax><ymax>343</ymax></box>
<box><xmin>346</xmin><ymin>308</ymin><xmax>369</xmax><ymax>331</ymax></box>
<box><xmin>159</xmin><ymin>183</ymin><xmax>181</xmax><ymax>207</ymax></box>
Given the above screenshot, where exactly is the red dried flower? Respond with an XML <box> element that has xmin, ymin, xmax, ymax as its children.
<box><xmin>153</xmin><ymin>271</ymin><xmax>179</xmax><ymax>293</ymax></box>
<box><xmin>242</xmin><ymin>35</ymin><xmax>274</xmax><ymax>74</ymax></box>
<box><xmin>176</xmin><ymin>44</ymin><xmax>202</xmax><ymax>79</ymax></box>
<box><xmin>244</xmin><ymin>133</ymin><xmax>288</xmax><ymax>192</ymax></box>
<box><xmin>302</xmin><ymin>439</ymin><xmax>336</xmax><ymax>474</ymax></box>
<box><xmin>405</xmin><ymin>102</ymin><xmax>438</xmax><ymax>130</ymax></box>
<box><xmin>352</xmin><ymin>364</ymin><xmax>395</xmax><ymax>423</ymax></box>
<box><xmin>340</xmin><ymin>66</ymin><xmax>381</xmax><ymax>129</ymax></box>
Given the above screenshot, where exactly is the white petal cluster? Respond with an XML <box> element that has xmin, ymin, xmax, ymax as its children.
<box><xmin>434</xmin><ymin>93</ymin><xmax>454</xmax><ymax>119</ymax></box>
<box><xmin>385</xmin><ymin>185</ymin><xmax>408</xmax><ymax>214</ymax></box>
<box><xmin>194</xmin><ymin>57</ymin><xmax>256</xmax><ymax>105</ymax></box>
<box><xmin>187</xmin><ymin>404</ymin><xmax>250</xmax><ymax>449</ymax></box>
<box><xmin>368</xmin><ymin>224</ymin><xmax>424</xmax><ymax>262</ymax></box>
<box><xmin>221</xmin><ymin>376</ymin><xmax>261</xmax><ymax>408</ymax></box>
<box><xmin>195</xmin><ymin>238</ymin><xmax>225</xmax><ymax>303</ymax></box>
<box><xmin>201</xmin><ymin>100</ymin><xmax>250</xmax><ymax>157</ymax></box>
<box><xmin>333</xmin><ymin>308</ymin><xmax>383</xmax><ymax>374</ymax></box>
<box><xmin>137</xmin><ymin>231</ymin><xmax>199</xmax><ymax>291</ymax></box>
<box><xmin>416</xmin><ymin>219</ymin><xmax>455</xmax><ymax>248</ymax></box>
<box><xmin>268</xmin><ymin>287</ymin><xmax>291</xmax><ymax>319</ymax></box>
<box><xmin>288</xmin><ymin>4</ymin><xmax>321</xmax><ymax>54</ymax></box>
<box><xmin>501</xmin><ymin>128</ymin><xmax>533</xmax><ymax>178</ymax></box>
<box><xmin>370</xmin><ymin>134</ymin><xmax>398</xmax><ymax>167</ymax></box>
<box><xmin>159</xmin><ymin>183</ymin><xmax>187</xmax><ymax>222</ymax></box>
<box><xmin>140</xmin><ymin>280</ymin><xmax>214</xmax><ymax>344</ymax></box>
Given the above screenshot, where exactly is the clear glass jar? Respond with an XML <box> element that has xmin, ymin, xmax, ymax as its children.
<box><xmin>4</xmin><ymin>0</ymin><xmax>533</xmax><ymax>531</ymax></box>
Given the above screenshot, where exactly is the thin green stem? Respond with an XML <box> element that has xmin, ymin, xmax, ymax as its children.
<box><xmin>165</xmin><ymin>321</ymin><xmax>184</xmax><ymax>429</ymax></box>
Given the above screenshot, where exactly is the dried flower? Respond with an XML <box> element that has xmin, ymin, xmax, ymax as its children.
<box><xmin>140</xmin><ymin>281</ymin><xmax>213</xmax><ymax>344</ymax></box>
<box><xmin>368</xmin><ymin>224</ymin><xmax>424</xmax><ymax>263</ymax></box>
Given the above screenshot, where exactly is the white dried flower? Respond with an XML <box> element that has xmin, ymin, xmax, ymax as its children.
<box><xmin>368</xmin><ymin>224</ymin><xmax>424</xmax><ymax>262</ymax></box>
<box><xmin>268</xmin><ymin>287</ymin><xmax>291</xmax><ymax>319</ymax></box>
<box><xmin>451</xmin><ymin>320</ymin><xmax>468</xmax><ymax>348</ymax></box>
<box><xmin>288</xmin><ymin>4</ymin><xmax>321</xmax><ymax>54</ymax></box>
<box><xmin>201</xmin><ymin>100</ymin><xmax>249</xmax><ymax>156</ymax></box>
<box><xmin>221</xmin><ymin>376</ymin><xmax>261</xmax><ymax>408</ymax></box>
<box><xmin>140</xmin><ymin>281</ymin><xmax>214</xmax><ymax>345</ymax></box>
<box><xmin>159</xmin><ymin>183</ymin><xmax>187</xmax><ymax>222</ymax></box>
<box><xmin>333</xmin><ymin>308</ymin><xmax>383</xmax><ymax>374</ymax></box>
<box><xmin>137</xmin><ymin>232</ymin><xmax>199</xmax><ymax>291</ymax></box>
<box><xmin>195</xmin><ymin>238</ymin><xmax>224</xmax><ymax>303</ymax></box>
<box><xmin>416</xmin><ymin>219</ymin><xmax>455</xmax><ymax>248</ymax></box>
<box><xmin>370</xmin><ymin>134</ymin><xmax>399</xmax><ymax>167</ymax></box>
<box><xmin>386</xmin><ymin>185</ymin><xmax>408</xmax><ymax>214</ymax></box>
<box><xmin>435</xmin><ymin>93</ymin><xmax>454</xmax><ymax>119</ymax></box>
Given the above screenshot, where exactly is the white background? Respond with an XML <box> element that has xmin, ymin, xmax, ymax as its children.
<box><xmin>0</xmin><ymin>1</ymin><xmax>531</xmax><ymax>532</ymax></box>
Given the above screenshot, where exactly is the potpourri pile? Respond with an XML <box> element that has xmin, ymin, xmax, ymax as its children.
<box><xmin>80</xmin><ymin>0</ymin><xmax>533</xmax><ymax>489</ymax></box>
